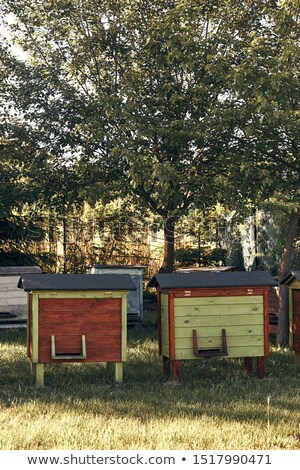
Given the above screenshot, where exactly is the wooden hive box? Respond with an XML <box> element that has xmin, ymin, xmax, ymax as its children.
<box><xmin>280</xmin><ymin>271</ymin><xmax>300</xmax><ymax>366</ymax></box>
<box><xmin>0</xmin><ymin>266</ymin><xmax>41</xmax><ymax>328</ymax></box>
<box><xmin>149</xmin><ymin>270</ymin><xmax>277</xmax><ymax>381</ymax></box>
<box><xmin>18</xmin><ymin>273</ymin><xmax>136</xmax><ymax>386</ymax></box>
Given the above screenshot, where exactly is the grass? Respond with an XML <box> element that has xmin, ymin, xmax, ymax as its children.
<box><xmin>0</xmin><ymin>313</ymin><xmax>300</xmax><ymax>450</ymax></box>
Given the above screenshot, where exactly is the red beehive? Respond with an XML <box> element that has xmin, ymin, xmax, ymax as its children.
<box><xmin>280</xmin><ymin>271</ymin><xmax>300</xmax><ymax>366</ymax></box>
<box><xmin>18</xmin><ymin>274</ymin><xmax>135</xmax><ymax>386</ymax></box>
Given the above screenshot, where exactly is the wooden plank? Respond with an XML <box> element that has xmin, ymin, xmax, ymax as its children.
<box><xmin>174</xmin><ymin>314</ymin><xmax>263</xmax><ymax>328</ymax></box>
<box><xmin>175</xmin><ymin>324</ymin><xmax>263</xmax><ymax>338</ymax></box>
<box><xmin>115</xmin><ymin>362</ymin><xmax>123</xmax><ymax>383</ymax></box>
<box><xmin>175</xmin><ymin>335</ymin><xmax>264</xmax><ymax>349</ymax></box>
<box><xmin>121</xmin><ymin>293</ymin><xmax>127</xmax><ymax>361</ymax></box>
<box><xmin>174</xmin><ymin>296</ymin><xmax>263</xmax><ymax>306</ymax></box>
<box><xmin>39</xmin><ymin>297</ymin><xmax>121</xmax><ymax>311</ymax></box>
<box><xmin>173</xmin><ymin>288</ymin><xmax>266</xmax><ymax>298</ymax></box>
<box><xmin>39</xmin><ymin>323</ymin><xmax>121</xmax><ymax>336</ymax></box>
<box><xmin>37</xmin><ymin>291</ymin><xmax>126</xmax><ymax>299</ymax></box>
<box><xmin>157</xmin><ymin>290</ymin><xmax>161</xmax><ymax>355</ymax></box>
<box><xmin>161</xmin><ymin>341</ymin><xmax>169</xmax><ymax>357</ymax></box>
<box><xmin>38</xmin><ymin>336</ymin><xmax>121</xmax><ymax>363</ymax></box>
<box><xmin>174</xmin><ymin>303</ymin><xmax>263</xmax><ymax>317</ymax></box>
<box><xmin>39</xmin><ymin>311</ymin><xmax>121</xmax><ymax>325</ymax></box>
<box><xmin>169</xmin><ymin>293</ymin><xmax>175</xmax><ymax>360</ymax></box>
<box><xmin>160</xmin><ymin>294</ymin><xmax>169</xmax><ymax>307</ymax></box>
<box><xmin>32</xmin><ymin>294</ymin><xmax>39</xmax><ymax>363</ymax></box>
<box><xmin>175</xmin><ymin>345</ymin><xmax>264</xmax><ymax>360</ymax></box>
<box><xmin>264</xmin><ymin>289</ymin><xmax>269</xmax><ymax>356</ymax></box>
<box><xmin>161</xmin><ymin>305</ymin><xmax>169</xmax><ymax>318</ymax></box>
<box><xmin>290</xmin><ymin>288</ymin><xmax>294</xmax><ymax>349</ymax></box>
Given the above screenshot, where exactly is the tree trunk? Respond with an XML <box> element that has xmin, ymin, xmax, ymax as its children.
<box><xmin>277</xmin><ymin>207</ymin><xmax>300</xmax><ymax>346</ymax></box>
<box><xmin>160</xmin><ymin>216</ymin><xmax>176</xmax><ymax>273</ymax></box>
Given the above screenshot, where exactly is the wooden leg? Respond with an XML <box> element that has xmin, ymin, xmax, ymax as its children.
<box><xmin>294</xmin><ymin>352</ymin><xmax>300</xmax><ymax>367</ymax></box>
<box><xmin>163</xmin><ymin>356</ymin><xmax>170</xmax><ymax>376</ymax></box>
<box><xmin>257</xmin><ymin>357</ymin><xmax>266</xmax><ymax>379</ymax></box>
<box><xmin>32</xmin><ymin>363</ymin><xmax>44</xmax><ymax>387</ymax></box>
<box><xmin>171</xmin><ymin>360</ymin><xmax>181</xmax><ymax>382</ymax></box>
<box><xmin>244</xmin><ymin>357</ymin><xmax>253</xmax><ymax>376</ymax></box>
<box><xmin>115</xmin><ymin>362</ymin><xmax>123</xmax><ymax>383</ymax></box>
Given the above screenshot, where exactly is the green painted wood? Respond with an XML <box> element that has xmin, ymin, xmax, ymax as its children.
<box><xmin>175</xmin><ymin>324</ymin><xmax>263</xmax><ymax>338</ymax></box>
<box><xmin>32</xmin><ymin>293</ymin><xmax>39</xmax><ymax>363</ymax></box>
<box><xmin>174</xmin><ymin>314</ymin><xmax>263</xmax><ymax>328</ymax></box>
<box><xmin>115</xmin><ymin>362</ymin><xmax>123</xmax><ymax>383</ymax></box>
<box><xmin>161</xmin><ymin>341</ymin><xmax>169</xmax><ymax>357</ymax></box>
<box><xmin>175</xmin><ymin>335</ymin><xmax>263</xmax><ymax>349</ymax></box>
<box><xmin>161</xmin><ymin>305</ymin><xmax>169</xmax><ymax>318</ymax></box>
<box><xmin>38</xmin><ymin>291</ymin><xmax>126</xmax><ymax>299</ymax></box>
<box><xmin>174</xmin><ymin>296</ymin><xmax>263</xmax><ymax>307</ymax></box>
<box><xmin>160</xmin><ymin>295</ymin><xmax>169</xmax><ymax>357</ymax></box>
<box><xmin>160</xmin><ymin>293</ymin><xmax>169</xmax><ymax>307</ymax></box>
<box><xmin>32</xmin><ymin>363</ymin><xmax>44</xmax><ymax>387</ymax></box>
<box><xmin>174</xmin><ymin>303</ymin><xmax>263</xmax><ymax>317</ymax></box>
<box><xmin>175</xmin><ymin>345</ymin><xmax>264</xmax><ymax>359</ymax></box>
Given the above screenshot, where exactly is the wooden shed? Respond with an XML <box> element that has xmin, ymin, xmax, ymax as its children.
<box><xmin>18</xmin><ymin>273</ymin><xmax>135</xmax><ymax>386</ymax></box>
<box><xmin>280</xmin><ymin>271</ymin><xmax>300</xmax><ymax>366</ymax></box>
<box><xmin>0</xmin><ymin>266</ymin><xmax>41</xmax><ymax>328</ymax></box>
<box><xmin>149</xmin><ymin>270</ymin><xmax>277</xmax><ymax>381</ymax></box>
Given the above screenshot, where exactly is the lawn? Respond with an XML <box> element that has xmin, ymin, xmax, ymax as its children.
<box><xmin>0</xmin><ymin>314</ymin><xmax>300</xmax><ymax>450</ymax></box>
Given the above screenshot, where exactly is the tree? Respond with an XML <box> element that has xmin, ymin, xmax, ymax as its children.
<box><xmin>222</xmin><ymin>0</ymin><xmax>300</xmax><ymax>344</ymax></box>
<box><xmin>2</xmin><ymin>0</ymin><xmax>282</xmax><ymax>272</ymax></box>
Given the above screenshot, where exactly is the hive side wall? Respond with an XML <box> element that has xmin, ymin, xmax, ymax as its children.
<box><xmin>173</xmin><ymin>295</ymin><xmax>265</xmax><ymax>360</ymax></box>
<box><xmin>32</xmin><ymin>291</ymin><xmax>126</xmax><ymax>363</ymax></box>
<box><xmin>292</xmin><ymin>289</ymin><xmax>300</xmax><ymax>352</ymax></box>
<box><xmin>160</xmin><ymin>293</ymin><xmax>169</xmax><ymax>357</ymax></box>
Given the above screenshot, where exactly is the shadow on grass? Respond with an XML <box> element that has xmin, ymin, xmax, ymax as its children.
<box><xmin>0</xmin><ymin>324</ymin><xmax>299</xmax><ymax>431</ymax></box>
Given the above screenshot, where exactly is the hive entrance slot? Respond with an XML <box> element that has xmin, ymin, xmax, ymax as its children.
<box><xmin>0</xmin><ymin>312</ymin><xmax>17</xmax><ymax>319</ymax></box>
<box><xmin>51</xmin><ymin>335</ymin><xmax>87</xmax><ymax>360</ymax></box>
<box><xmin>192</xmin><ymin>329</ymin><xmax>228</xmax><ymax>357</ymax></box>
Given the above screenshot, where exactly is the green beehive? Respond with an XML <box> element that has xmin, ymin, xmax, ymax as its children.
<box><xmin>149</xmin><ymin>271</ymin><xmax>277</xmax><ymax>381</ymax></box>
<box><xmin>280</xmin><ymin>271</ymin><xmax>300</xmax><ymax>367</ymax></box>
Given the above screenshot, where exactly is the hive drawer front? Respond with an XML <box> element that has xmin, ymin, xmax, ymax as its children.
<box><xmin>36</xmin><ymin>297</ymin><xmax>122</xmax><ymax>363</ymax></box>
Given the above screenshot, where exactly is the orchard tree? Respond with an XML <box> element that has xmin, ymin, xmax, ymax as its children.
<box><xmin>1</xmin><ymin>0</ymin><xmax>281</xmax><ymax>271</ymax></box>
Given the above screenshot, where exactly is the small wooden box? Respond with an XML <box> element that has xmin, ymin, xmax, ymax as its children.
<box><xmin>18</xmin><ymin>274</ymin><xmax>135</xmax><ymax>386</ymax></box>
<box><xmin>281</xmin><ymin>271</ymin><xmax>300</xmax><ymax>366</ymax></box>
<box><xmin>149</xmin><ymin>271</ymin><xmax>277</xmax><ymax>381</ymax></box>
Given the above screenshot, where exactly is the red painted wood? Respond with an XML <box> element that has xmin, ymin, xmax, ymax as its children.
<box><xmin>36</xmin><ymin>297</ymin><xmax>122</xmax><ymax>363</ymax></box>
<box><xmin>293</xmin><ymin>340</ymin><xmax>300</xmax><ymax>352</ymax></box>
<box><xmin>28</xmin><ymin>295</ymin><xmax>33</xmax><ymax>358</ymax></box>
<box><xmin>257</xmin><ymin>357</ymin><xmax>265</xmax><ymax>379</ymax></box>
<box><xmin>162</xmin><ymin>355</ymin><xmax>170</xmax><ymax>376</ymax></box>
<box><xmin>168</xmin><ymin>293</ymin><xmax>175</xmax><ymax>360</ymax></box>
<box><xmin>171</xmin><ymin>360</ymin><xmax>181</xmax><ymax>381</ymax></box>
<box><xmin>157</xmin><ymin>288</ymin><xmax>162</xmax><ymax>355</ymax></box>
<box><xmin>172</xmin><ymin>287</ymin><xmax>268</xmax><ymax>298</ymax></box>
<box><xmin>292</xmin><ymin>291</ymin><xmax>300</xmax><ymax>349</ymax></box>
<box><xmin>293</xmin><ymin>290</ymin><xmax>300</xmax><ymax>302</ymax></box>
<box><xmin>39</xmin><ymin>334</ymin><xmax>121</xmax><ymax>363</ymax></box>
<box><xmin>39</xmin><ymin>323</ymin><xmax>121</xmax><ymax>336</ymax></box>
<box><xmin>244</xmin><ymin>357</ymin><xmax>253</xmax><ymax>376</ymax></box>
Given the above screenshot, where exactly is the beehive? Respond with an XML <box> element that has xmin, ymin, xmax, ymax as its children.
<box><xmin>90</xmin><ymin>264</ymin><xmax>145</xmax><ymax>324</ymax></box>
<box><xmin>149</xmin><ymin>271</ymin><xmax>277</xmax><ymax>381</ymax></box>
<box><xmin>18</xmin><ymin>274</ymin><xmax>135</xmax><ymax>386</ymax></box>
<box><xmin>280</xmin><ymin>271</ymin><xmax>300</xmax><ymax>366</ymax></box>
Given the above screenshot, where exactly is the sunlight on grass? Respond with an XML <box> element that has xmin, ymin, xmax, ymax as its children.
<box><xmin>0</xmin><ymin>322</ymin><xmax>300</xmax><ymax>450</ymax></box>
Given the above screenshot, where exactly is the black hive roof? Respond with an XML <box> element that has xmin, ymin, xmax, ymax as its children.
<box><xmin>148</xmin><ymin>270</ymin><xmax>277</xmax><ymax>289</ymax></box>
<box><xmin>18</xmin><ymin>274</ymin><xmax>136</xmax><ymax>292</ymax></box>
<box><xmin>280</xmin><ymin>271</ymin><xmax>300</xmax><ymax>285</ymax></box>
